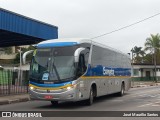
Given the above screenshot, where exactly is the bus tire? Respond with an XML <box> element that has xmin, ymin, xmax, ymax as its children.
<box><xmin>86</xmin><ymin>87</ymin><xmax>94</xmax><ymax>105</ymax></box>
<box><xmin>118</xmin><ymin>82</ymin><xmax>125</xmax><ymax>96</ymax></box>
<box><xmin>51</xmin><ymin>101</ymin><xmax>58</xmax><ymax>106</ymax></box>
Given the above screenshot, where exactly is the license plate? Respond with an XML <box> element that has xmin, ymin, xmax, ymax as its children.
<box><xmin>44</xmin><ymin>95</ymin><xmax>53</xmax><ymax>99</ymax></box>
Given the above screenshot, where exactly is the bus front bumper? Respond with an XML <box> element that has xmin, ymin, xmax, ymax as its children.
<box><xmin>29</xmin><ymin>88</ymin><xmax>78</xmax><ymax>102</ymax></box>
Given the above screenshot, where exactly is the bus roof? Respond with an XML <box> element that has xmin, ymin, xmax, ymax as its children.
<box><xmin>37</xmin><ymin>38</ymin><xmax>129</xmax><ymax>57</ymax></box>
<box><xmin>37</xmin><ymin>38</ymin><xmax>91</xmax><ymax>47</ymax></box>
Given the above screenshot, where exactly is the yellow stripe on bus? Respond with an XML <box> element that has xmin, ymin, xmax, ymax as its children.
<box><xmin>80</xmin><ymin>76</ymin><xmax>131</xmax><ymax>79</ymax></box>
<box><xmin>29</xmin><ymin>84</ymin><xmax>72</xmax><ymax>90</ymax></box>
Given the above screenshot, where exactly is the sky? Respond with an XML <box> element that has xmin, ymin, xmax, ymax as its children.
<box><xmin>1</xmin><ymin>0</ymin><xmax>160</xmax><ymax>54</ymax></box>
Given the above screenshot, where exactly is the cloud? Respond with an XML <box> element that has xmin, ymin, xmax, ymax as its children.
<box><xmin>1</xmin><ymin>0</ymin><xmax>160</xmax><ymax>53</ymax></box>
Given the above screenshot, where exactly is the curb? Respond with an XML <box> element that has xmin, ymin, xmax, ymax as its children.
<box><xmin>0</xmin><ymin>100</ymin><xmax>9</xmax><ymax>105</ymax></box>
<box><xmin>131</xmin><ymin>83</ymin><xmax>160</xmax><ymax>88</ymax></box>
<box><xmin>0</xmin><ymin>97</ymin><xmax>30</xmax><ymax>105</ymax></box>
<box><xmin>19</xmin><ymin>98</ymin><xmax>30</xmax><ymax>102</ymax></box>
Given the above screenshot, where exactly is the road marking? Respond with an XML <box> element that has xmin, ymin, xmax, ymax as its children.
<box><xmin>138</xmin><ymin>94</ymin><xmax>160</xmax><ymax>97</ymax></box>
<box><xmin>152</xmin><ymin>101</ymin><xmax>160</xmax><ymax>106</ymax></box>
<box><xmin>152</xmin><ymin>104</ymin><xmax>160</xmax><ymax>106</ymax></box>
<box><xmin>126</xmin><ymin>89</ymin><xmax>160</xmax><ymax>98</ymax></box>
<box><xmin>138</xmin><ymin>103</ymin><xmax>153</xmax><ymax>107</ymax></box>
<box><xmin>138</xmin><ymin>100</ymin><xmax>160</xmax><ymax>107</ymax></box>
<box><xmin>155</xmin><ymin>101</ymin><xmax>160</xmax><ymax>103</ymax></box>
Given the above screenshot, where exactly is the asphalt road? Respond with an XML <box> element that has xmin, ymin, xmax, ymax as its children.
<box><xmin>0</xmin><ymin>86</ymin><xmax>160</xmax><ymax>120</ymax></box>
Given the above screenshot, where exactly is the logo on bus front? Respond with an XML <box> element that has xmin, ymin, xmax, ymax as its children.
<box><xmin>103</xmin><ymin>67</ymin><xmax>114</xmax><ymax>76</ymax></box>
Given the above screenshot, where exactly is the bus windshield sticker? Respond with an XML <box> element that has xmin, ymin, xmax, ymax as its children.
<box><xmin>42</xmin><ymin>73</ymin><xmax>49</xmax><ymax>80</ymax></box>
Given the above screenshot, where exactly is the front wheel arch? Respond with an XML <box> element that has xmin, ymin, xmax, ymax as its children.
<box><xmin>85</xmin><ymin>83</ymin><xmax>97</xmax><ymax>105</ymax></box>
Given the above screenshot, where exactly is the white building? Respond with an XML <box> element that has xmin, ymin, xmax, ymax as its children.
<box><xmin>132</xmin><ymin>63</ymin><xmax>160</xmax><ymax>81</ymax></box>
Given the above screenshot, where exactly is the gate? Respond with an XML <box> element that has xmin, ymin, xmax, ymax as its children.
<box><xmin>0</xmin><ymin>69</ymin><xmax>29</xmax><ymax>96</ymax></box>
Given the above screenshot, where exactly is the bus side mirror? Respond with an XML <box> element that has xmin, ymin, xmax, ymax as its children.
<box><xmin>74</xmin><ymin>47</ymin><xmax>85</xmax><ymax>63</ymax></box>
<box><xmin>22</xmin><ymin>50</ymin><xmax>34</xmax><ymax>64</ymax></box>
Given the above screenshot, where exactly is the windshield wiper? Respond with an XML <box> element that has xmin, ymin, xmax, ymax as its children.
<box><xmin>52</xmin><ymin>62</ymin><xmax>61</xmax><ymax>81</ymax></box>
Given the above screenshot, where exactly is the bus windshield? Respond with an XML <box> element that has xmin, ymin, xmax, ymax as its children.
<box><xmin>30</xmin><ymin>46</ymin><xmax>78</xmax><ymax>82</ymax></box>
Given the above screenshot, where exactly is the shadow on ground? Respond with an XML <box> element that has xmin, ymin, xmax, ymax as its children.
<box><xmin>34</xmin><ymin>93</ymin><xmax>130</xmax><ymax>110</ymax></box>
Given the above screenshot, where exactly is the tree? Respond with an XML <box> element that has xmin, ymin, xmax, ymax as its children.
<box><xmin>0</xmin><ymin>47</ymin><xmax>12</xmax><ymax>54</ymax></box>
<box><xmin>132</xmin><ymin>46</ymin><xmax>142</xmax><ymax>57</ymax></box>
<box><xmin>143</xmin><ymin>54</ymin><xmax>153</xmax><ymax>64</ymax></box>
<box><xmin>144</xmin><ymin>33</ymin><xmax>160</xmax><ymax>82</ymax></box>
<box><xmin>131</xmin><ymin>46</ymin><xmax>145</xmax><ymax>63</ymax></box>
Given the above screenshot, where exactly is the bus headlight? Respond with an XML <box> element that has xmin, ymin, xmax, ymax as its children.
<box><xmin>30</xmin><ymin>86</ymin><xmax>35</xmax><ymax>90</ymax></box>
<box><xmin>66</xmin><ymin>84</ymin><xmax>77</xmax><ymax>91</ymax></box>
<box><xmin>67</xmin><ymin>86</ymin><xmax>72</xmax><ymax>90</ymax></box>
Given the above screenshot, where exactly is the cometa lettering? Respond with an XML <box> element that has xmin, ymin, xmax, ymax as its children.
<box><xmin>103</xmin><ymin>67</ymin><xmax>114</xmax><ymax>76</ymax></box>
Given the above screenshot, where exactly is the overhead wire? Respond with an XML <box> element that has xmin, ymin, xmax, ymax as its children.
<box><xmin>91</xmin><ymin>12</ymin><xmax>160</xmax><ymax>40</ymax></box>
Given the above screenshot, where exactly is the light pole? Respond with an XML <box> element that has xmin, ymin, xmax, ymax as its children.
<box><xmin>18</xmin><ymin>47</ymin><xmax>22</xmax><ymax>70</ymax></box>
<box><xmin>18</xmin><ymin>47</ymin><xmax>22</xmax><ymax>81</ymax></box>
<box><xmin>131</xmin><ymin>48</ymin><xmax>134</xmax><ymax>87</ymax></box>
<box><xmin>131</xmin><ymin>48</ymin><xmax>133</xmax><ymax>64</ymax></box>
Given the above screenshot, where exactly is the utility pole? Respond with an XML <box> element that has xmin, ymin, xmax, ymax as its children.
<box><xmin>154</xmin><ymin>48</ymin><xmax>157</xmax><ymax>82</ymax></box>
<box><xmin>20</xmin><ymin>47</ymin><xmax>22</xmax><ymax>71</ymax></box>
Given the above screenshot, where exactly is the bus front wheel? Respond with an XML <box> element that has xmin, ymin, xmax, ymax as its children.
<box><xmin>86</xmin><ymin>87</ymin><xmax>94</xmax><ymax>105</ymax></box>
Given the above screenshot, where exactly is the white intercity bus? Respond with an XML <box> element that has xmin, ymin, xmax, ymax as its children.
<box><xmin>28</xmin><ymin>38</ymin><xmax>131</xmax><ymax>105</ymax></box>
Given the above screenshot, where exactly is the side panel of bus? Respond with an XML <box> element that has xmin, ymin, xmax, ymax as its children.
<box><xmin>78</xmin><ymin>44</ymin><xmax>131</xmax><ymax>100</ymax></box>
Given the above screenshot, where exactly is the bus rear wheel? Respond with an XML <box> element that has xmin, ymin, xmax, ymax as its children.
<box><xmin>118</xmin><ymin>83</ymin><xmax>125</xmax><ymax>96</ymax></box>
<box><xmin>86</xmin><ymin>87</ymin><xmax>94</xmax><ymax>105</ymax></box>
<box><xmin>51</xmin><ymin>101</ymin><xmax>59</xmax><ymax>106</ymax></box>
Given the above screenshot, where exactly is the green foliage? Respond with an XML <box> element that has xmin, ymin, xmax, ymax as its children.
<box><xmin>144</xmin><ymin>33</ymin><xmax>160</xmax><ymax>64</ymax></box>
<box><xmin>0</xmin><ymin>70</ymin><xmax>12</xmax><ymax>85</ymax></box>
<box><xmin>2</xmin><ymin>47</ymin><xmax>12</xmax><ymax>54</ymax></box>
<box><xmin>14</xmin><ymin>45</ymin><xmax>35</xmax><ymax>64</ymax></box>
<box><xmin>145</xmin><ymin>33</ymin><xmax>160</xmax><ymax>52</ymax></box>
<box><xmin>132</xmin><ymin>33</ymin><xmax>160</xmax><ymax>64</ymax></box>
<box><xmin>131</xmin><ymin>46</ymin><xmax>145</xmax><ymax>63</ymax></box>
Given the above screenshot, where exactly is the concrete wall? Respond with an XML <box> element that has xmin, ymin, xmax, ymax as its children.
<box><xmin>133</xmin><ymin>68</ymin><xmax>160</xmax><ymax>77</ymax></box>
<box><xmin>0</xmin><ymin>53</ymin><xmax>17</xmax><ymax>59</ymax></box>
<box><xmin>3</xmin><ymin>64</ymin><xmax>30</xmax><ymax>70</ymax></box>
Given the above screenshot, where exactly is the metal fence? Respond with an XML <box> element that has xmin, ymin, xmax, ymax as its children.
<box><xmin>0</xmin><ymin>69</ymin><xmax>29</xmax><ymax>96</ymax></box>
<box><xmin>132</xmin><ymin>77</ymin><xmax>160</xmax><ymax>81</ymax></box>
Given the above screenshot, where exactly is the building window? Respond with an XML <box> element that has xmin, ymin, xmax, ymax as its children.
<box><xmin>133</xmin><ymin>69</ymin><xmax>139</xmax><ymax>76</ymax></box>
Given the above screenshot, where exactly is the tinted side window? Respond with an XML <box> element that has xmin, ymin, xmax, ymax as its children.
<box><xmin>92</xmin><ymin>45</ymin><xmax>114</xmax><ymax>67</ymax></box>
<box><xmin>91</xmin><ymin>45</ymin><xmax>103</xmax><ymax>66</ymax></box>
